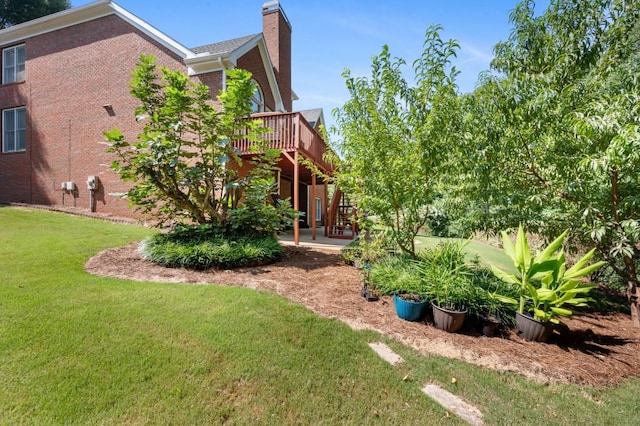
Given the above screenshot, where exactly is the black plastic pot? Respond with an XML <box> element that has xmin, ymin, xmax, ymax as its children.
<box><xmin>481</xmin><ymin>315</ymin><xmax>501</xmax><ymax>337</ymax></box>
<box><xmin>432</xmin><ymin>303</ymin><xmax>467</xmax><ymax>333</ymax></box>
<box><xmin>516</xmin><ymin>312</ymin><xmax>553</xmax><ymax>342</ymax></box>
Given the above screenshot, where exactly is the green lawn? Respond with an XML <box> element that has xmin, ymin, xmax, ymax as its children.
<box><xmin>415</xmin><ymin>234</ymin><xmax>516</xmax><ymax>273</ymax></box>
<box><xmin>1</xmin><ymin>206</ymin><xmax>639</xmax><ymax>425</ymax></box>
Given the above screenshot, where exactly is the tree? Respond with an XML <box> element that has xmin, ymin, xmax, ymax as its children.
<box><xmin>332</xmin><ymin>25</ymin><xmax>462</xmax><ymax>256</ymax></box>
<box><xmin>105</xmin><ymin>55</ymin><xmax>295</xmax><ymax>234</ymax></box>
<box><xmin>467</xmin><ymin>0</ymin><xmax>640</xmax><ymax>325</ymax></box>
<box><xmin>0</xmin><ymin>0</ymin><xmax>70</xmax><ymax>29</ymax></box>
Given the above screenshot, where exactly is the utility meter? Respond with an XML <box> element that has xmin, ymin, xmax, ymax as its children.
<box><xmin>87</xmin><ymin>175</ymin><xmax>98</xmax><ymax>190</ymax></box>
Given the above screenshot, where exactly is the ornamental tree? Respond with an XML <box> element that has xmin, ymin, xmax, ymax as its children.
<box><xmin>332</xmin><ymin>26</ymin><xmax>462</xmax><ymax>256</ymax></box>
<box><xmin>466</xmin><ymin>0</ymin><xmax>640</xmax><ymax>325</ymax></box>
<box><xmin>105</xmin><ymin>55</ymin><xmax>294</xmax><ymax>234</ymax></box>
<box><xmin>0</xmin><ymin>0</ymin><xmax>70</xmax><ymax>29</ymax></box>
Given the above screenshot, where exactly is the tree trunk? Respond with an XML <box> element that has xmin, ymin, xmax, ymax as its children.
<box><xmin>623</xmin><ymin>255</ymin><xmax>640</xmax><ymax>327</ymax></box>
<box><xmin>628</xmin><ymin>287</ymin><xmax>640</xmax><ymax>327</ymax></box>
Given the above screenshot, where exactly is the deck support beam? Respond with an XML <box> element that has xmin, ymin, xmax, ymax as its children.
<box><xmin>293</xmin><ymin>150</ymin><xmax>299</xmax><ymax>246</ymax></box>
<box><xmin>324</xmin><ymin>181</ymin><xmax>329</xmax><ymax>237</ymax></box>
<box><xmin>311</xmin><ymin>173</ymin><xmax>317</xmax><ymax>240</ymax></box>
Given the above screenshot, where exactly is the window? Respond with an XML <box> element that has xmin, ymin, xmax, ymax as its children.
<box><xmin>251</xmin><ymin>81</ymin><xmax>264</xmax><ymax>112</ymax></box>
<box><xmin>3</xmin><ymin>107</ymin><xmax>26</xmax><ymax>153</ymax></box>
<box><xmin>315</xmin><ymin>198</ymin><xmax>322</xmax><ymax>222</ymax></box>
<box><xmin>3</xmin><ymin>44</ymin><xmax>26</xmax><ymax>84</ymax></box>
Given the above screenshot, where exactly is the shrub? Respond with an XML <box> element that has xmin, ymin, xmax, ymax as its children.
<box><xmin>341</xmin><ymin>232</ymin><xmax>395</xmax><ymax>266</ymax></box>
<box><xmin>140</xmin><ymin>225</ymin><xmax>284</xmax><ymax>270</ymax></box>
<box><xmin>341</xmin><ymin>238</ymin><xmax>362</xmax><ymax>265</ymax></box>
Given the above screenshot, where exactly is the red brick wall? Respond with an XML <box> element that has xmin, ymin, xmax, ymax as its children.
<box><xmin>237</xmin><ymin>46</ymin><xmax>275</xmax><ymax>112</ymax></box>
<box><xmin>192</xmin><ymin>71</ymin><xmax>223</xmax><ymax>101</ymax></box>
<box><xmin>262</xmin><ymin>8</ymin><xmax>291</xmax><ymax>112</ymax></box>
<box><xmin>0</xmin><ymin>14</ymin><xmax>188</xmax><ymax>217</ymax></box>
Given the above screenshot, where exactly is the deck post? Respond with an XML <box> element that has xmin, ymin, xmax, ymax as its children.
<box><xmin>293</xmin><ymin>150</ymin><xmax>299</xmax><ymax>245</ymax></box>
<box><xmin>324</xmin><ymin>181</ymin><xmax>329</xmax><ymax>237</ymax></box>
<box><xmin>311</xmin><ymin>173</ymin><xmax>317</xmax><ymax>240</ymax></box>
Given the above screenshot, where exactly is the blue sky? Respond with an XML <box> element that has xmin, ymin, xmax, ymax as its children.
<box><xmin>72</xmin><ymin>0</ymin><xmax>545</xmax><ymax>129</ymax></box>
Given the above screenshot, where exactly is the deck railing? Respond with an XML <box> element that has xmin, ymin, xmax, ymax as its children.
<box><xmin>233</xmin><ymin>112</ymin><xmax>334</xmax><ymax>173</ymax></box>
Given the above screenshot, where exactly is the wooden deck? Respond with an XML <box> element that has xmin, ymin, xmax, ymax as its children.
<box><xmin>234</xmin><ymin>111</ymin><xmax>352</xmax><ymax>245</ymax></box>
<box><xmin>234</xmin><ymin>112</ymin><xmax>334</xmax><ymax>175</ymax></box>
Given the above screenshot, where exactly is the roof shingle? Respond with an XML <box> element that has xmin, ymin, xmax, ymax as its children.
<box><xmin>191</xmin><ymin>33</ymin><xmax>260</xmax><ymax>55</ymax></box>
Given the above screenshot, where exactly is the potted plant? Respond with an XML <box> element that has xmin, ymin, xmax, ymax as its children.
<box><xmin>480</xmin><ymin>313</ymin><xmax>501</xmax><ymax>337</ymax></box>
<box><xmin>476</xmin><ymin>288</ymin><xmax>517</xmax><ymax>337</ymax></box>
<box><xmin>429</xmin><ymin>268</ymin><xmax>469</xmax><ymax>333</ymax></box>
<box><xmin>394</xmin><ymin>292</ymin><xmax>428</xmax><ymax>321</ymax></box>
<box><xmin>491</xmin><ymin>226</ymin><xmax>605</xmax><ymax>342</ymax></box>
<box><xmin>415</xmin><ymin>241</ymin><xmax>471</xmax><ymax>333</ymax></box>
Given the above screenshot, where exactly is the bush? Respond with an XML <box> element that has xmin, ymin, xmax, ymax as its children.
<box><xmin>341</xmin><ymin>232</ymin><xmax>395</xmax><ymax>266</ymax></box>
<box><xmin>341</xmin><ymin>238</ymin><xmax>362</xmax><ymax>265</ymax></box>
<box><xmin>140</xmin><ymin>225</ymin><xmax>284</xmax><ymax>270</ymax></box>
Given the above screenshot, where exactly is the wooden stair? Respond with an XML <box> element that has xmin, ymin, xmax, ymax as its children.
<box><xmin>327</xmin><ymin>188</ymin><xmax>356</xmax><ymax>239</ymax></box>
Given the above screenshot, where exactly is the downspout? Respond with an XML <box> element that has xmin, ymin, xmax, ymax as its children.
<box><xmin>220</xmin><ymin>56</ymin><xmax>226</xmax><ymax>91</ymax></box>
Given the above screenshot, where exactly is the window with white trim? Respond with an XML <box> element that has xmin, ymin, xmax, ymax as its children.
<box><xmin>2</xmin><ymin>44</ymin><xmax>25</xmax><ymax>84</ymax></box>
<box><xmin>3</xmin><ymin>107</ymin><xmax>26</xmax><ymax>153</ymax></box>
<box><xmin>251</xmin><ymin>81</ymin><xmax>264</xmax><ymax>113</ymax></box>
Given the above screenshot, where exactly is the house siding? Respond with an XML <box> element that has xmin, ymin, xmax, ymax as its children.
<box><xmin>192</xmin><ymin>70</ymin><xmax>224</xmax><ymax>101</ymax></box>
<box><xmin>0</xmin><ymin>14</ymin><xmax>188</xmax><ymax>217</ymax></box>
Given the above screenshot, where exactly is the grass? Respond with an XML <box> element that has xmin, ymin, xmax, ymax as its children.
<box><xmin>415</xmin><ymin>234</ymin><xmax>516</xmax><ymax>273</ymax></box>
<box><xmin>1</xmin><ymin>206</ymin><xmax>639</xmax><ymax>424</ymax></box>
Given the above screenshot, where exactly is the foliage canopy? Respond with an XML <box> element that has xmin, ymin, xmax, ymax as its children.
<box><xmin>465</xmin><ymin>0</ymin><xmax>640</xmax><ymax>325</ymax></box>
<box><xmin>0</xmin><ymin>0</ymin><xmax>70</xmax><ymax>29</ymax></box>
<box><xmin>332</xmin><ymin>25</ymin><xmax>462</xmax><ymax>256</ymax></box>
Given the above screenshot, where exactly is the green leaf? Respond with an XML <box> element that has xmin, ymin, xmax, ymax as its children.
<box><xmin>490</xmin><ymin>265</ymin><xmax>519</xmax><ymax>285</ymax></box>
<box><xmin>536</xmin><ymin>288</ymin><xmax>555</xmax><ymax>301</ymax></box>
<box><xmin>533</xmin><ymin>308</ymin><xmax>547</xmax><ymax>321</ymax></box>
<box><xmin>533</xmin><ymin>230</ymin><xmax>567</xmax><ymax>263</ymax></box>
<box><xmin>550</xmin><ymin>307</ymin><xmax>573</xmax><ymax>317</ymax></box>
<box><xmin>529</xmin><ymin>259</ymin><xmax>559</xmax><ymax>279</ymax></box>
<box><xmin>500</xmin><ymin>230</ymin><xmax>516</xmax><ymax>266</ymax></box>
<box><xmin>514</xmin><ymin>225</ymin><xmax>528</xmax><ymax>270</ymax></box>
<box><xmin>489</xmin><ymin>292</ymin><xmax>518</xmax><ymax>305</ymax></box>
<box><xmin>564</xmin><ymin>260</ymin><xmax>606</xmax><ymax>280</ymax></box>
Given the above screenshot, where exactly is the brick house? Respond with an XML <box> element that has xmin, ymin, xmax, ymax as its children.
<box><xmin>0</xmin><ymin>0</ymin><xmax>342</xmax><ymax>243</ymax></box>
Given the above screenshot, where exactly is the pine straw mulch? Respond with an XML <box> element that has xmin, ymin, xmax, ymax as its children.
<box><xmin>85</xmin><ymin>243</ymin><xmax>640</xmax><ymax>387</ymax></box>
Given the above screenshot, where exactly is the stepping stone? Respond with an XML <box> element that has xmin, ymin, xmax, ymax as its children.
<box><xmin>421</xmin><ymin>384</ymin><xmax>483</xmax><ymax>426</ymax></box>
<box><xmin>368</xmin><ymin>342</ymin><xmax>403</xmax><ymax>365</ymax></box>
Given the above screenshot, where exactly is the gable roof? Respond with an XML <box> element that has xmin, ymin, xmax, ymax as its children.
<box><xmin>0</xmin><ymin>0</ymin><xmax>285</xmax><ymax>111</ymax></box>
<box><xmin>192</xmin><ymin>34</ymin><xmax>260</xmax><ymax>56</ymax></box>
<box><xmin>299</xmin><ymin>108</ymin><xmax>325</xmax><ymax>130</ymax></box>
<box><xmin>186</xmin><ymin>33</ymin><xmax>285</xmax><ymax>111</ymax></box>
<box><xmin>0</xmin><ymin>0</ymin><xmax>193</xmax><ymax>59</ymax></box>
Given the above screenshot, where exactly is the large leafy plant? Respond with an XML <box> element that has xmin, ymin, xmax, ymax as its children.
<box><xmin>491</xmin><ymin>226</ymin><xmax>605</xmax><ymax>324</ymax></box>
<box><xmin>105</xmin><ymin>55</ymin><xmax>293</xmax><ymax>235</ymax></box>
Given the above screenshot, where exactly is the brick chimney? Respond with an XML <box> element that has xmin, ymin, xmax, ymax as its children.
<box><xmin>262</xmin><ymin>1</ymin><xmax>292</xmax><ymax>112</ymax></box>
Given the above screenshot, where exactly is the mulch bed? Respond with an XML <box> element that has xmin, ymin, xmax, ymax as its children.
<box><xmin>86</xmin><ymin>244</ymin><xmax>640</xmax><ymax>387</ymax></box>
